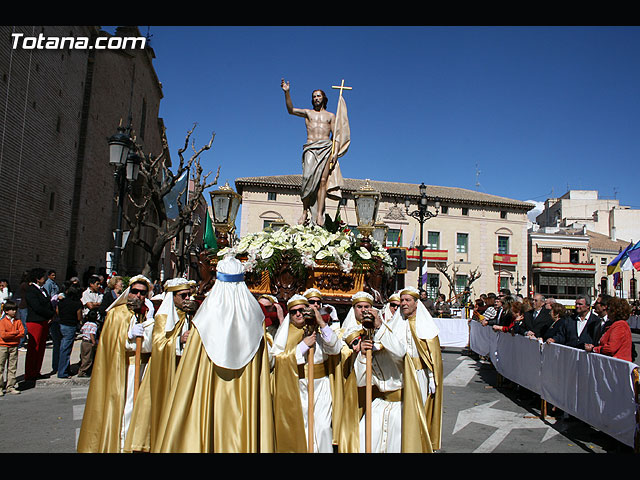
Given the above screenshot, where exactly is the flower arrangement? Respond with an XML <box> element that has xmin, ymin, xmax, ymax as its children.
<box><xmin>216</xmin><ymin>223</ymin><xmax>394</xmax><ymax>278</ymax></box>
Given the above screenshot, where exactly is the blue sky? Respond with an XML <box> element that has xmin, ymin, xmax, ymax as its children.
<box><xmin>106</xmin><ymin>26</ymin><xmax>640</xmax><ymax>221</ymax></box>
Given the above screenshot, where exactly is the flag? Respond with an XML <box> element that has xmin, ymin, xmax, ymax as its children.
<box><xmin>203</xmin><ymin>209</ymin><xmax>217</xmax><ymax>250</ymax></box>
<box><xmin>607</xmin><ymin>243</ymin><xmax>632</xmax><ymax>275</ymax></box>
<box><xmin>608</xmin><ymin>242</ymin><xmax>633</xmax><ymax>287</ymax></box>
<box><xmin>163</xmin><ymin>169</ymin><xmax>189</xmax><ymax>220</ymax></box>
<box><xmin>627</xmin><ymin>240</ymin><xmax>640</xmax><ymax>271</ymax></box>
<box><xmin>396</xmin><ymin>229</ymin><xmax>402</xmax><ymax>247</ymax></box>
<box><xmin>409</xmin><ymin>227</ymin><xmax>416</xmax><ymax>249</ymax></box>
<box><xmin>333</xmin><ymin>95</ymin><xmax>350</xmax><ymax>159</ymax></box>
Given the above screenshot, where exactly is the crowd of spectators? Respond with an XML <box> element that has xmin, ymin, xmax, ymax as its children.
<box><xmin>469</xmin><ymin>289</ymin><xmax>636</xmax><ymax>363</ymax></box>
<box><xmin>0</xmin><ymin>266</ymin><xmax>124</xmax><ymax>394</ymax></box>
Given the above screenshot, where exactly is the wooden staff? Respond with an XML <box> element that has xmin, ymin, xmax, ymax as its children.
<box><xmin>133</xmin><ymin>309</ymin><xmax>143</xmax><ymax>404</ymax></box>
<box><xmin>304</xmin><ymin>308</ymin><xmax>318</xmax><ymax>453</ymax></box>
<box><xmin>362</xmin><ymin>312</ymin><xmax>376</xmax><ymax>453</ymax></box>
<box><xmin>307</xmin><ymin>342</ymin><xmax>315</xmax><ymax>453</ymax></box>
<box><xmin>365</xmin><ymin>346</ymin><xmax>372</xmax><ymax>453</ymax></box>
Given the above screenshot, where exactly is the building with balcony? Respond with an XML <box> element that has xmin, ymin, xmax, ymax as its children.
<box><xmin>235</xmin><ymin>175</ymin><xmax>535</xmax><ymax>301</ymax></box>
<box><xmin>528</xmin><ymin>225</ymin><xmax>597</xmax><ymax>304</ymax></box>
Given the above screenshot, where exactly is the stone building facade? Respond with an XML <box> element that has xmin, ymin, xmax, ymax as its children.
<box><xmin>235</xmin><ymin>174</ymin><xmax>535</xmax><ymax>301</ymax></box>
<box><xmin>0</xmin><ymin>25</ymin><xmax>167</xmax><ymax>289</ymax></box>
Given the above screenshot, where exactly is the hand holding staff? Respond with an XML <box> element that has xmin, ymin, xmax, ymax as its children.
<box><xmin>127</xmin><ymin>296</ymin><xmax>145</xmax><ymax>404</ymax></box>
<box><xmin>361</xmin><ymin>310</ymin><xmax>377</xmax><ymax>453</ymax></box>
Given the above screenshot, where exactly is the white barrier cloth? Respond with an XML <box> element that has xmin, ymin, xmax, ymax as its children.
<box><xmin>469</xmin><ymin>320</ymin><xmax>496</xmax><ymax>357</ymax></box>
<box><xmin>470</xmin><ymin>323</ymin><xmax>639</xmax><ymax>449</ymax></box>
<box><xmin>494</xmin><ymin>333</ymin><xmax>543</xmax><ymax>395</ymax></box>
<box><xmin>433</xmin><ymin>318</ymin><xmax>470</xmax><ymax>348</ymax></box>
<box><xmin>541</xmin><ymin>342</ymin><xmax>637</xmax><ymax>448</ymax></box>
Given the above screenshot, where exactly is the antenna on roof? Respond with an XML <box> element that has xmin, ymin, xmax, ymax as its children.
<box><xmin>475</xmin><ymin>163</ymin><xmax>481</xmax><ymax>191</ymax></box>
<box><xmin>613</xmin><ymin>187</ymin><xmax>618</xmax><ymax>199</ymax></box>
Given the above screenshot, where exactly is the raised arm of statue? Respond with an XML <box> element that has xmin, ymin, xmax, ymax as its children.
<box><xmin>281</xmin><ymin>78</ymin><xmax>307</xmax><ymax>118</ymax></box>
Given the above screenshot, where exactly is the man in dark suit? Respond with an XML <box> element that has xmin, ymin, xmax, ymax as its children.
<box><xmin>591</xmin><ymin>293</ymin><xmax>611</xmax><ymax>345</ymax></box>
<box><xmin>24</xmin><ymin>267</ymin><xmax>55</xmax><ymax>382</ymax></box>
<box><xmin>548</xmin><ymin>294</ymin><xmax>600</xmax><ymax>349</ymax></box>
<box><xmin>520</xmin><ymin>293</ymin><xmax>553</xmax><ymax>338</ymax></box>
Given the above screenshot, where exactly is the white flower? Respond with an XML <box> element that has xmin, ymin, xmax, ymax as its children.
<box><xmin>356</xmin><ymin>247</ymin><xmax>372</xmax><ymax>260</ymax></box>
<box><xmin>316</xmin><ymin>249</ymin><xmax>332</xmax><ymax>260</ymax></box>
<box><xmin>261</xmin><ymin>245</ymin><xmax>274</xmax><ymax>259</ymax></box>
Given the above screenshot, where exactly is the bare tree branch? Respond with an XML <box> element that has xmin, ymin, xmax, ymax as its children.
<box><xmin>121</xmin><ymin>125</ymin><xmax>220</xmax><ymax>279</ymax></box>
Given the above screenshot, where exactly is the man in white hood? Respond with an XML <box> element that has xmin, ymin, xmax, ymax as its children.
<box><xmin>152</xmin><ymin>256</ymin><xmax>274</xmax><ymax>453</ymax></box>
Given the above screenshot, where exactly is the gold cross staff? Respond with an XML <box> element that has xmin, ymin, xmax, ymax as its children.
<box><xmin>332</xmin><ymin>78</ymin><xmax>352</xmax><ymax>97</ymax></box>
<box><xmin>330</xmin><ymin>79</ymin><xmax>352</xmax><ymax>164</ymax></box>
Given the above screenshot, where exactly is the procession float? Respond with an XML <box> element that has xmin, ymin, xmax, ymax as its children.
<box><xmin>197</xmin><ymin>181</ymin><xmax>395</xmax><ymax>312</ymax></box>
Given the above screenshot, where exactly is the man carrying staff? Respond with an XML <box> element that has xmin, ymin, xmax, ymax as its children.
<box><xmin>346</xmin><ymin>291</ymin><xmax>406</xmax><ymax>452</ymax></box>
<box><xmin>281</xmin><ymin>78</ymin><xmax>348</xmax><ymax>226</ymax></box>
<box><xmin>269</xmin><ymin>293</ymin><xmax>342</xmax><ymax>452</ymax></box>
<box><xmin>124</xmin><ymin>278</ymin><xmax>198</xmax><ymax>453</ymax></box>
<box><xmin>396</xmin><ymin>286</ymin><xmax>443</xmax><ymax>453</ymax></box>
<box><xmin>77</xmin><ymin>275</ymin><xmax>155</xmax><ymax>453</ymax></box>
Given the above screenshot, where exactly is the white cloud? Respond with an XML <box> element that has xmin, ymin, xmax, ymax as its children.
<box><xmin>526</xmin><ymin>200</ymin><xmax>545</xmax><ymax>224</ymax></box>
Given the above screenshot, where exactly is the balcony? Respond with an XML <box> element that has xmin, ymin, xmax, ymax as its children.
<box><xmin>532</xmin><ymin>261</ymin><xmax>596</xmax><ymax>274</ymax></box>
<box><xmin>493</xmin><ymin>253</ymin><xmax>518</xmax><ymax>265</ymax></box>
<box><xmin>406</xmin><ymin>248</ymin><xmax>448</xmax><ymax>261</ymax></box>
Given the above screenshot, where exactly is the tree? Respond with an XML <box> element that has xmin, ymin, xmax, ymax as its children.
<box><xmin>434</xmin><ymin>262</ymin><xmax>482</xmax><ymax>304</ymax></box>
<box><xmin>123</xmin><ymin>123</ymin><xmax>220</xmax><ymax>280</ymax></box>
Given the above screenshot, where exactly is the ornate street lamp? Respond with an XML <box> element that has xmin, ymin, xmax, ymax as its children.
<box><xmin>372</xmin><ymin>221</ymin><xmax>388</xmax><ymax>247</ymax></box>
<box><xmin>209</xmin><ymin>181</ymin><xmax>242</xmax><ymax>248</ymax></box>
<box><xmin>353</xmin><ymin>179</ymin><xmax>380</xmax><ymax>251</ymax></box>
<box><xmin>107</xmin><ymin>119</ymin><xmax>141</xmax><ymax>275</ymax></box>
<box><xmin>108</xmin><ymin>123</ymin><xmax>133</xmax><ymax>167</ymax></box>
<box><xmin>404</xmin><ymin>182</ymin><xmax>440</xmax><ymax>290</ymax></box>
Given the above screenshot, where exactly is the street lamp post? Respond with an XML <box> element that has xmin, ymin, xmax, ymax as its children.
<box><xmin>353</xmin><ymin>179</ymin><xmax>381</xmax><ymax>252</ymax></box>
<box><xmin>209</xmin><ymin>182</ymin><xmax>242</xmax><ymax>249</ymax></box>
<box><xmin>405</xmin><ymin>182</ymin><xmax>440</xmax><ymax>291</ymax></box>
<box><xmin>108</xmin><ymin>120</ymin><xmax>141</xmax><ymax>275</ymax></box>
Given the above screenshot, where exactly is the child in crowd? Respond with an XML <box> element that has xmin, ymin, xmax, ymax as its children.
<box><xmin>0</xmin><ymin>300</ymin><xmax>25</xmax><ymax>395</ymax></box>
<box><xmin>77</xmin><ymin>309</ymin><xmax>99</xmax><ymax>378</ymax></box>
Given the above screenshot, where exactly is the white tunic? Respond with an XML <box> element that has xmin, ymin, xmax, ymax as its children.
<box><xmin>120</xmin><ymin>304</ymin><xmax>154</xmax><ymax>451</ymax></box>
<box><xmin>270</xmin><ymin>319</ymin><xmax>342</xmax><ymax>453</ymax></box>
<box><xmin>354</xmin><ymin>321</ymin><xmax>406</xmax><ymax>452</ymax></box>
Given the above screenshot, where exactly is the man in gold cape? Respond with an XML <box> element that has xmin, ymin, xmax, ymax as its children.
<box><xmin>396</xmin><ymin>286</ymin><xmax>444</xmax><ymax>452</ymax></box>
<box><xmin>336</xmin><ymin>291</ymin><xmax>404</xmax><ymax>452</ymax></box>
<box><xmin>351</xmin><ymin>293</ymin><xmax>405</xmax><ymax>452</ymax></box>
<box><xmin>123</xmin><ymin>278</ymin><xmax>197</xmax><ymax>452</ymax></box>
<box><xmin>152</xmin><ymin>256</ymin><xmax>274</xmax><ymax>452</ymax></box>
<box><xmin>269</xmin><ymin>294</ymin><xmax>343</xmax><ymax>452</ymax></box>
<box><xmin>76</xmin><ymin>275</ymin><xmax>155</xmax><ymax>453</ymax></box>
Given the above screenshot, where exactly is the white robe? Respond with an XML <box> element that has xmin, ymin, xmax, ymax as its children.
<box><xmin>269</xmin><ymin>318</ymin><xmax>342</xmax><ymax>452</ymax></box>
<box><xmin>120</xmin><ymin>304</ymin><xmax>154</xmax><ymax>451</ymax></box>
<box><xmin>354</xmin><ymin>320</ymin><xmax>406</xmax><ymax>453</ymax></box>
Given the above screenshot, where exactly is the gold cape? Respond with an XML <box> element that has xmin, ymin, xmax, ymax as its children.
<box><xmin>77</xmin><ymin>303</ymin><xmax>142</xmax><ymax>453</ymax></box>
<box><xmin>401</xmin><ymin>316</ymin><xmax>444</xmax><ymax>452</ymax></box>
<box><xmin>152</xmin><ymin>326</ymin><xmax>274</xmax><ymax>453</ymax></box>
<box><xmin>271</xmin><ymin>323</ymin><xmax>343</xmax><ymax>453</ymax></box>
<box><xmin>123</xmin><ymin>310</ymin><xmax>187</xmax><ymax>453</ymax></box>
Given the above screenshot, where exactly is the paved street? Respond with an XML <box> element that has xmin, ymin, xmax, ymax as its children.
<box><xmin>0</xmin><ymin>335</ymin><xmax>637</xmax><ymax>453</ymax></box>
